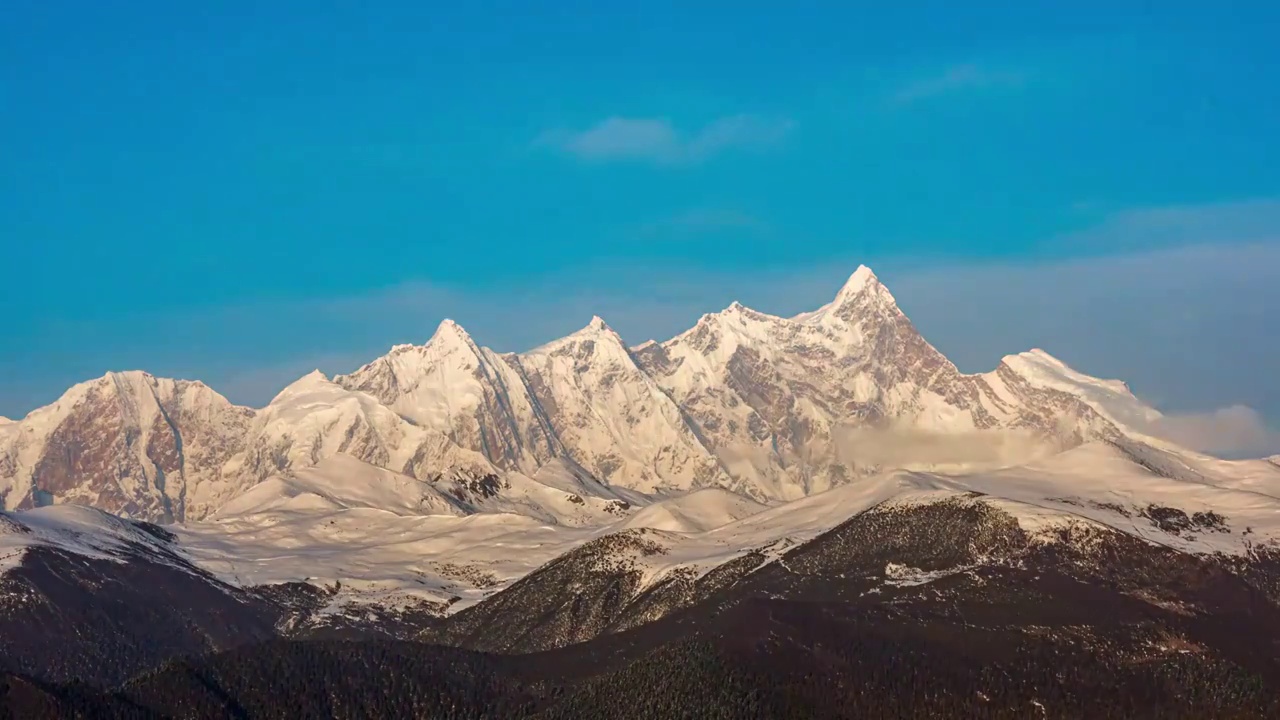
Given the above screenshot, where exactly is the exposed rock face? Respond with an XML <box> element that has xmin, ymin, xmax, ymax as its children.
<box><xmin>0</xmin><ymin>373</ymin><xmax>252</xmax><ymax>522</ymax></box>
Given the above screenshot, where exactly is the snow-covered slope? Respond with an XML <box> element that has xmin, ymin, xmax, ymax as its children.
<box><xmin>513</xmin><ymin>317</ymin><xmax>731</xmax><ymax>494</ymax></box>
<box><xmin>183</xmin><ymin>500</ymin><xmax>601</xmax><ymax>614</ymax></box>
<box><xmin>529</xmin><ymin>440</ymin><xmax>1280</xmax><ymax>619</ymax></box>
<box><xmin>212</xmin><ymin>454</ymin><xmax>467</xmax><ymax>518</ymax></box>
<box><xmin>0</xmin><ymin>504</ymin><xmax>182</xmax><ymax>574</ymax></box>
<box><xmin>621</xmin><ymin>487</ymin><xmax>767</xmax><ymax>533</ymax></box>
<box><xmin>5</xmin><ymin>437</ymin><xmax>1279</xmax><ymax>626</ymax></box>
<box><xmin>227</xmin><ymin>371</ymin><xmax>574</xmax><ymax>520</ymax></box>
<box><xmin>997</xmin><ymin>349</ymin><xmax>1160</xmax><ymax>430</ymax></box>
<box><xmin>229</xmin><ymin>371</ymin><xmax>421</xmax><ymax>486</ymax></box>
<box><xmin>334</xmin><ymin>320</ymin><xmax>562</xmax><ymax>476</ymax></box>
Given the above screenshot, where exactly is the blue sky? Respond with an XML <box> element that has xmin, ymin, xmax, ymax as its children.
<box><xmin>2</xmin><ymin>2</ymin><xmax>1279</xmax><ymax>454</ymax></box>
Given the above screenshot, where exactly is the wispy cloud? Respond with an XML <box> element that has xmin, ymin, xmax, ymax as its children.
<box><xmin>538</xmin><ymin>115</ymin><xmax>793</xmax><ymax>165</ymax></box>
<box><xmin>891</xmin><ymin>63</ymin><xmax>1029</xmax><ymax>105</ymax></box>
<box><xmin>1141</xmin><ymin>406</ymin><xmax>1280</xmax><ymax>459</ymax></box>
<box><xmin>1056</xmin><ymin>197</ymin><xmax>1280</xmax><ymax>252</ymax></box>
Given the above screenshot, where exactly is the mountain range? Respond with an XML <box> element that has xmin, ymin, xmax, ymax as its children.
<box><xmin>2</xmin><ymin>266</ymin><xmax>1279</xmax><ymax>717</ymax></box>
<box><xmin>0</xmin><ymin>266</ymin><xmax>1140</xmax><ymax>522</ymax></box>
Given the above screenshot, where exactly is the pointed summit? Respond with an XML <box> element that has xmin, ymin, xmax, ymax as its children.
<box><xmin>830</xmin><ymin>264</ymin><xmax>900</xmax><ymax>315</ymax></box>
<box><xmin>791</xmin><ymin>265</ymin><xmax>899</xmax><ymax>325</ymax></box>
<box><xmin>425</xmin><ymin>318</ymin><xmax>480</xmax><ymax>354</ymax></box>
<box><xmin>716</xmin><ymin>300</ymin><xmax>777</xmax><ymax>321</ymax></box>
<box><xmin>833</xmin><ymin>265</ymin><xmax>881</xmax><ymax>303</ymax></box>
<box><xmin>524</xmin><ymin>314</ymin><xmax>627</xmax><ymax>357</ymax></box>
<box><xmin>430</xmin><ymin>317</ymin><xmax>469</xmax><ymax>340</ymax></box>
<box><xmin>571</xmin><ymin>315</ymin><xmax>619</xmax><ymax>339</ymax></box>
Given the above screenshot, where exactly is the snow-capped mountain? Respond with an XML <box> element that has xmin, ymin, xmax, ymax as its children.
<box><xmin>1</xmin><ymin>270</ymin><xmax>1277</xmax><ymax>714</ymax></box>
<box><xmin>0</xmin><ymin>265</ymin><xmax>1233</xmax><ymax>527</ymax></box>
<box><xmin>229</xmin><ymin>374</ymin><xmax>638</xmax><ymax>525</ymax></box>
<box><xmin>334</xmin><ymin>319</ymin><xmax>563</xmax><ymax>477</ymax></box>
<box><xmin>0</xmin><ymin>372</ymin><xmax>253</xmax><ymax>522</ymax></box>
<box><xmin>634</xmin><ymin>266</ymin><xmax>1122</xmax><ymax>499</ymax></box>
<box><xmin>512</xmin><ymin>316</ymin><xmax>731</xmax><ymax>494</ymax></box>
<box><xmin>234</xmin><ymin>370</ymin><xmax>425</xmax><ymax>487</ymax></box>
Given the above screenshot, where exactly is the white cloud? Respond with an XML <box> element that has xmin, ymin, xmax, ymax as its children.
<box><xmin>539</xmin><ymin>114</ymin><xmax>793</xmax><ymax>164</ymax></box>
<box><xmin>1142</xmin><ymin>406</ymin><xmax>1280</xmax><ymax>459</ymax></box>
<box><xmin>892</xmin><ymin>63</ymin><xmax>1028</xmax><ymax>105</ymax></box>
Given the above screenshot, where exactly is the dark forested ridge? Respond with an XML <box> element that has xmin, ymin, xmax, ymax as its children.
<box><xmin>3</xmin><ymin>496</ymin><xmax>1280</xmax><ymax>718</ymax></box>
<box><xmin>0</xmin><ymin>536</ymin><xmax>439</xmax><ymax>688</ymax></box>
<box><xmin>0</xmin><ymin>544</ymin><xmax>281</xmax><ymax>687</ymax></box>
<box><xmin>3</xmin><ymin>606</ymin><xmax>1278</xmax><ymax>719</ymax></box>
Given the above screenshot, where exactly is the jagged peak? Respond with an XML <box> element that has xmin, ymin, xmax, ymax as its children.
<box><xmin>843</xmin><ymin>264</ymin><xmax>877</xmax><ymax>289</ymax></box>
<box><xmin>337</xmin><ymin>320</ymin><xmax>490</xmax><ymax>394</ymax></box>
<box><xmin>791</xmin><ymin>264</ymin><xmax>901</xmax><ymax>326</ymax></box>
<box><xmin>427</xmin><ymin>318</ymin><xmax>476</xmax><ymax>347</ymax></box>
<box><xmin>566</xmin><ymin>314</ymin><xmax>621</xmax><ymax>339</ymax></box>
<box><xmin>832</xmin><ymin>265</ymin><xmax>892</xmax><ymax>305</ymax></box>
<box><xmin>524</xmin><ymin>315</ymin><xmax>628</xmax><ymax>357</ymax></box>
<box><xmin>714</xmin><ymin>300</ymin><xmax>780</xmax><ymax>325</ymax></box>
